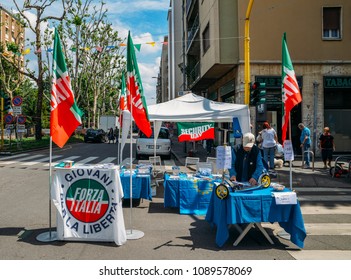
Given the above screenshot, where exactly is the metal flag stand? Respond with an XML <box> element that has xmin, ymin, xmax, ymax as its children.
<box><xmin>36</xmin><ymin>137</ymin><xmax>58</xmax><ymax>242</ymax></box>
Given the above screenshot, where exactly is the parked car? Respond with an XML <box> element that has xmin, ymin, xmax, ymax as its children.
<box><xmin>136</xmin><ymin>127</ymin><xmax>171</xmax><ymax>159</ymax></box>
<box><xmin>84</xmin><ymin>128</ymin><xmax>106</xmax><ymax>143</ymax></box>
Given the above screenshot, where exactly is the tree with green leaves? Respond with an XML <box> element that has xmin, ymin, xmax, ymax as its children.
<box><xmin>59</xmin><ymin>0</ymin><xmax>125</xmax><ymax>128</ymax></box>
<box><xmin>6</xmin><ymin>0</ymin><xmax>73</xmax><ymax>140</ymax></box>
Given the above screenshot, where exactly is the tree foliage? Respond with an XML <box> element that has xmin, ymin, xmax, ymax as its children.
<box><xmin>1</xmin><ymin>0</ymin><xmax>126</xmax><ymax>141</ymax></box>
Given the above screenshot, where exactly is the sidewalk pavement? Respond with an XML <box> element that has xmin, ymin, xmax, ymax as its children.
<box><xmin>170</xmin><ymin>136</ymin><xmax>351</xmax><ymax>189</ymax></box>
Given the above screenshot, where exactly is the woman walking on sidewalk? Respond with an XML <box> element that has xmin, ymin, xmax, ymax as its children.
<box><xmin>319</xmin><ymin>127</ymin><xmax>335</xmax><ymax>168</ymax></box>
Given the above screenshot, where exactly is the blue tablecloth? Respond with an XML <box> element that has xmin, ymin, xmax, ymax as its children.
<box><xmin>164</xmin><ymin>174</ymin><xmax>221</xmax><ymax>215</ymax></box>
<box><xmin>120</xmin><ymin>173</ymin><xmax>152</xmax><ymax>201</ymax></box>
<box><xmin>205</xmin><ymin>187</ymin><xmax>306</xmax><ymax>248</ymax></box>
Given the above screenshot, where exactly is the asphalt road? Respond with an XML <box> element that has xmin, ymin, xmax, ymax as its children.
<box><xmin>0</xmin><ymin>141</ymin><xmax>351</xmax><ymax>261</ymax></box>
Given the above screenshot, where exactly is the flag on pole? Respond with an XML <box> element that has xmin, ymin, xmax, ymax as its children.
<box><xmin>281</xmin><ymin>32</ymin><xmax>302</xmax><ymax>143</ymax></box>
<box><xmin>126</xmin><ymin>31</ymin><xmax>152</xmax><ymax>137</ymax></box>
<box><xmin>118</xmin><ymin>73</ymin><xmax>127</xmax><ymax>127</ymax></box>
<box><xmin>50</xmin><ymin>29</ymin><xmax>83</xmax><ymax>148</ymax></box>
<box><xmin>120</xmin><ymin>73</ymin><xmax>127</xmax><ymax>111</ymax></box>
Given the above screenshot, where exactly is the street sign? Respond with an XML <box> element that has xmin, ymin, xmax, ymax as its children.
<box><xmin>12</xmin><ymin>96</ymin><xmax>23</xmax><ymax>106</ymax></box>
<box><xmin>17</xmin><ymin>124</ymin><xmax>26</xmax><ymax>133</ymax></box>
<box><xmin>6</xmin><ymin>124</ymin><xmax>14</xmax><ymax>129</ymax></box>
<box><xmin>5</xmin><ymin>114</ymin><xmax>14</xmax><ymax>124</ymax></box>
<box><xmin>13</xmin><ymin>106</ymin><xmax>22</xmax><ymax>115</ymax></box>
<box><xmin>16</xmin><ymin>114</ymin><xmax>26</xmax><ymax>124</ymax></box>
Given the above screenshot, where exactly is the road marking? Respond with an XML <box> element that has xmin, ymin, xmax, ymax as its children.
<box><xmin>0</xmin><ymin>153</ymin><xmax>29</xmax><ymax>161</ymax></box>
<box><xmin>304</xmin><ymin>223</ymin><xmax>351</xmax><ymax>235</ymax></box>
<box><xmin>21</xmin><ymin>155</ymin><xmax>63</xmax><ymax>166</ymax></box>
<box><xmin>301</xmin><ymin>205</ymin><xmax>351</xmax><ymax>215</ymax></box>
<box><xmin>43</xmin><ymin>156</ymin><xmax>81</xmax><ymax>167</ymax></box>
<box><xmin>75</xmin><ymin>156</ymin><xmax>98</xmax><ymax>164</ymax></box>
<box><xmin>0</xmin><ymin>154</ymin><xmax>44</xmax><ymax>165</ymax></box>
<box><xmin>288</xmin><ymin>250</ymin><xmax>351</xmax><ymax>260</ymax></box>
<box><xmin>98</xmin><ymin>157</ymin><xmax>117</xmax><ymax>164</ymax></box>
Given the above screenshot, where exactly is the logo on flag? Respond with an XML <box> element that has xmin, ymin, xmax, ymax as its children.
<box><xmin>66</xmin><ymin>179</ymin><xmax>110</xmax><ymax>223</ymax></box>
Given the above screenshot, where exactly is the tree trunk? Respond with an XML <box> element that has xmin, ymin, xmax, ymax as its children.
<box><xmin>34</xmin><ymin>78</ymin><xmax>44</xmax><ymax>140</ymax></box>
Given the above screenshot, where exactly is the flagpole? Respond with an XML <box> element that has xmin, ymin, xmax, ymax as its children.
<box><xmin>36</xmin><ymin>136</ymin><xmax>57</xmax><ymax>242</ymax></box>
<box><xmin>126</xmin><ymin>95</ymin><xmax>144</xmax><ymax>240</ymax></box>
<box><xmin>117</xmin><ymin>113</ymin><xmax>122</xmax><ymax>165</ymax></box>
<box><xmin>288</xmin><ymin>114</ymin><xmax>292</xmax><ymax>190</ymax></box>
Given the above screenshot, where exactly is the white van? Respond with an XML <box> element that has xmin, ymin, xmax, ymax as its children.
<box><xmin>136</xmin><ymin>127</ymin><xmax>172</xmax><ymax>159</ymax></box>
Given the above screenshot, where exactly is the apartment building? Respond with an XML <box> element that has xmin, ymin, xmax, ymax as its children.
<box><xmin>166</xmin><ymin>0</ymin><xmax>351</xmax><ymax>153</ymax></box>
<box><xmin>0</xmin><ymin>4</ymin><xmax>25</xmax><ymax>65</ymax></box>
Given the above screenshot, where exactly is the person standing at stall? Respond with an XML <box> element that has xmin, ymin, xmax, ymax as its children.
<box><xmin>319</xmin><ymin>127</ymin><xmax>335</xmax><ymax>168</ymax></box>
<box><xmin>298</xmin><ymin>123</ymin><xmax>311</xmax><ymax>168</ymax></box>
<box><xmin>229</xmin><ymin>133</ymin><xmax>264</xmax><ymax>186</ymax></box>
<box><xmin>260</xmin><ymin>121</ymin><xmax>278</xmax><ymax>170</ymax></box>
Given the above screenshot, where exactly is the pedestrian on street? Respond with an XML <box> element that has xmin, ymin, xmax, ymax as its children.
<box><xmin>298</xmin><ymin>123</ymin><xmax>311</xmax><ymax>168</ymax></box>
<box><xmin>319</xmin><ymin>126</ymin><xmax>335</xmax><ymax>168</ymax></box>
<box><xmin>228</xmin><ymin>132</ymin><xmax>264</xmax><ymax>186</ymax></box>
<box><xmin>108</xmin><ymin>127</ymin><xmax>115</xmax><ymax>144</ymax></box>
<box><xmin>206</xmin><ymin>138</ymin><xmax>214</xmax><ymax>155</ymax></box>
<box><xmin>114</xmin><ymin>126</ymin><xmax>119</xmax><ymax>144</ymax></box>
<box><xmin>259</xmin><ymin>121</ymin><xmax>278</xmax><ymax>170</ymax></box>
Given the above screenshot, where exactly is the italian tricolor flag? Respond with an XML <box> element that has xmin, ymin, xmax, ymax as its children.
<box><xmin>281</xmin><ymin>32</ymin><xmax>302</xmax><ymax>144</ymax></box>
<box><xmin>50</xmin><ymin>29</ymin><xmax>83</xmax><ymax>148</ymax></box>
<box><xmin>126</xmin><ymin>31</ymin><xmax>152</xmax><ymax>137</ymax></box>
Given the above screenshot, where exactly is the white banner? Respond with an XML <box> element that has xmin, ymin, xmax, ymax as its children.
<box><xmin>51</xmin><ymin>165</ymin><xmax>126</xmax><ymax>245</ymax></box>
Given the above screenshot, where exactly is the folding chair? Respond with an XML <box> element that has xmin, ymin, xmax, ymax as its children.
<box><xmin>206</xmin><ymin>157</ymin><xmax>217</xmax><ymax>173</ymax></box>
<box><xmin>206</xmin><ymin>157</ymin><xmax>217</xmax><ymax>164</ymax></box>
<box><xmin>196</xmin><ymin>162</ymin><xmax>213</xmax><ymax>173</ymax></box>
<box><xmin>185</xmin><ymin>157</ymin><xmax>200</xmax><ymax>167</ymax></box>
<box><xmin>138</xmin><ymin>159</ymin><xmax>151</xmax><ymax>165</ymax></box>
<box><xmin>149</xmin><ymin>156</ymin><xmax>162</xmax><ymax>167</ymax></box>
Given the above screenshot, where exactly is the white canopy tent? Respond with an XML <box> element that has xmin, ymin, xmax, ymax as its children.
<box><xmin>120</xmin><ymin>93</ymin><xmax>251</xmax><ymax>160</ymax></box>
<box><xmin>147</xmin><ymin>93</ymin><xmax>251</xmax><ymax>133</ymax></box>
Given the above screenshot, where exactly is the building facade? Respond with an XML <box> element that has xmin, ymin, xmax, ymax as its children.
<box><xmin>0</xmin><ymin>4</ymin><xmax>24</xmax><ymax>53</ymax></box>
<box><xmin>165</xmin><ymin>0</ymin><xmax>351</xmax><ymax>153</ymax></box>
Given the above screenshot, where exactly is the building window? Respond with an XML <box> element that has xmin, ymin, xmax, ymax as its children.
<box><xmin>323</xmin><ymin>7</ymin><xmax>341</xmax><ymax>40</ymax></box>
<box><xmin>202</xmin><ymin>23</ymin><xmax>210</xmax><ymax>54</ymax></box>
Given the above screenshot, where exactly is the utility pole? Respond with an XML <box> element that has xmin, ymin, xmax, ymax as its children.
<box><xmin>313</xmin><ymin>81</ymin><xmax>319</xmax><ymax>155</ymax></box>
<box><xmin>244</xmin><ymin>0</ymin><xmax>255</xmax><ymax>105</ymax></box>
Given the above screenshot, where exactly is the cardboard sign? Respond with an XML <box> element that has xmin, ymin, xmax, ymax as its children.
<box><xmin>283</xmin><ymin>140</ymin><xmax>294</xmax><ymax>161</ymax></box>
<box><xmin>216</xmin><ymin>146</ymin><xmax>232</xmax><ymax>170</ymax></box>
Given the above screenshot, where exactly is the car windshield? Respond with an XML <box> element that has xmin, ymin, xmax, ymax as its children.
<box><xmin>139</xmin><ymin>128</ymin><xmax>169</xmax><ymax>139</ymax></box>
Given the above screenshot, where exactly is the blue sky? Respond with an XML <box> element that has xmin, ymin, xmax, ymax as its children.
<box><xmin>104</xmin><ymin>0</ymin><xmax>169</xmax><ymax>104</ymax></box>
<box><xmin>9</xmin><ymin>0</ymin><xmax>169</xmax><ymax>105</ymax></box>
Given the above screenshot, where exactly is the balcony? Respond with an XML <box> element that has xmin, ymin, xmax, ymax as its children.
<box><xmin>187</xmin><ymin>61</ymin><xmax>200</xmax><ymax>88</ymax></box>
<box><xmin>186</xmin><ymin>0</ymin><xmax>193</xmax><ymax>15</ymax></box>
<box><xmin>186</xmin><ymin>13</ymin><xmax>199</xmax><ymax>51</ymax></box>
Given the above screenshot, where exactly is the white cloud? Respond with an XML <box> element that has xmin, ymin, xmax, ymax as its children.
<box><xmin>11</xmin><ymin>0</ymin><xmax>167</xmax><ymax>105</ymax></box>
<box><xmin>105</xmin><ymin>0</ymin><xmax>169</xmax><ymax>14</ymax></box>
<box><xmin>138</xmin><ymin>57</ymin><xmax>161</xmax><ymax>105</ymax></box>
